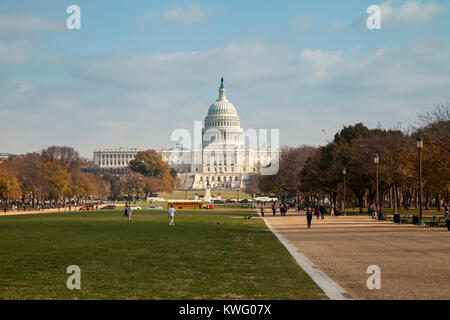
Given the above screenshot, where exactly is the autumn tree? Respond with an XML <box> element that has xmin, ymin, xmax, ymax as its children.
<box><xmin>38</xmin><ymin>162</ymin><xmax>71</xmax><ymax>201</ymax></box>
<box><xmin>129</xmin><ymin>150</ymin><xmax>176</xmax><ymax>193</ymax></box>
<box><xmin>0</xmin><ymin>164</ymin><xmax>22</xmax><ymax>202</ymax></box>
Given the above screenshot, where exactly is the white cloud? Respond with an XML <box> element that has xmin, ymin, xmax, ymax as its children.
<box><xmin>290</xmin><ymin>14</ymin><xmax>313</xmax><ymax>31</ymax></box>
<box><xmin>380</xmin><ymin>0</ymin><xmax>446</xmax><ymax>26</ymax></box>
<box><xmin>163</xmin><ymin>4</ymin><xmax>208</xmax><ymax>25</ymax></box>
<box><xmin>0</xmin><ymin>13</ymin><xmax>62</xmax><ymax>40</ymax></box>
<box><xmin>2</xmin><ymin>36</ymin><xmax>450</xmax><ymax>157</ymax></box>
<box><xmin>138</xmin><ymin>4</ymin><xmax>209</xmax><ymax>26</ymax></box>
<box><xmin>329</xmin><ymin>1</ymin><xmax>447</xmax><ymax>30</ymax></box>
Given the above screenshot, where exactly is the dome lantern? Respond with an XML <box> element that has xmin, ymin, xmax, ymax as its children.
<box><xmin>218</xmin><ymin>77</ymin><xmax>226</xmax><ymax>101</ymax></box>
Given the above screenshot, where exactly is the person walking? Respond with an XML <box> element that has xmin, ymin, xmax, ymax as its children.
<box><xmin>320</xmin><ymin>205</ymin><xmax>325</xmax><ymax>219</ymax></box>
<box><xmin>124</xmin><ymin>204</ymin><xmax>132</xmax><ymax>221</ymax></box>
<box><xmin>168</xmin><ymin>205</ymin><xmax>176</xmax><ymax>226</ymax></box>
<box><xmin>315</xmin><ymin>206</ymin><xmax>320</xmax><ymax>219</ymax></box>
<box><xmin>306</xmin><ymin>207</ymin><xmax>313</xmax><ymax>229</ymax></box>
<box><xmin>330</xmin><ymin>206</ymin><xmax>335</xmax><ymax>216</ymax></box>
<box><xmin>283</xmin><ymin>204</ymin><xmax>288</xmax><ymax>216</ymax></box>
<box><xmin>272</xmin><ymin>203</ymin><xmax>276</xmax><ymax>216</ymax></box>
<box><xmin>260</xmin><ymin>204</ymin><xmax>265</xmax><ymax>217</ymax></box>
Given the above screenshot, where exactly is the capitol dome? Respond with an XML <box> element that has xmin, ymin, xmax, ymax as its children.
<box><xmin>204</xmin><ymin>78</ymin><xmax>241</xmax><ymax>129</ymax></box>
<box><xmin>202</xmin><ymin>78</ymin><xmax>244</xmax><ymax>148</ymax></box>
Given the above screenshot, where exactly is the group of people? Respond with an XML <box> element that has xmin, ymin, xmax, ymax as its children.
<box><xmin>258</xmin><ymin>202</ymin><xmax>289</xmax><ymax>217</ymax></box>
<box><xmin>124</xmin><ymin>203</ymin><xmax>133</xmax><ymax>221</ymax></box>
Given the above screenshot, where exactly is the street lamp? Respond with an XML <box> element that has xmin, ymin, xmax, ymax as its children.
<box><xmin>342</xmin><ymin>168</ymin><xmax>347</xmax><ymax>215</ymax></box>
<box><xmin>417</xmin><ymin>136</ymin><xmax>424</xmax><ymax>225</ymax></box>
<box><xmin>374</xmin><ymin>154</ymin><xmax>379</xmax><ymax>220</ymax></box>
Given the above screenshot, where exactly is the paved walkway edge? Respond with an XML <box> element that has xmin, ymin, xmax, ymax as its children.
<box><xmin>263</xmin><ymin>217</ymin><xmax>354</xmax><ymax>300</ymax></box>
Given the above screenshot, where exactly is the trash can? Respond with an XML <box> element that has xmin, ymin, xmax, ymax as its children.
<box><xmin>393</xmin><ymin>213</ymin><xmax>400</xmax><ymax>223</ymax></box>
<box><xmin>412</xmin><ymin>215</ymin><xmax>419</xmax><ymax>225</ymax></box>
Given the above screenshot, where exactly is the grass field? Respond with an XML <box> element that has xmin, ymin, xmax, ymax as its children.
<box><xmin>0</xmin><ymin>208</ymin><xmax>325</xmax><ymax>300</ymax></box>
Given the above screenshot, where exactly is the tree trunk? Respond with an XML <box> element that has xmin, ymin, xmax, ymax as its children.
<box><xmin>393</xmin><ymin>184</ymin><xmax>398</xmax><ymax>214</ymax></box>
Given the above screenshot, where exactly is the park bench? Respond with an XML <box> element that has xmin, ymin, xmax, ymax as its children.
<box><xmin>399</xmin><ymin>214</ymin><xmax>410</xmax><ymax>224</ymax></box>
<box><xmin>425</xmin><ymin>216</ymin><xmax>441</xmax><ymax>227</ymax></box>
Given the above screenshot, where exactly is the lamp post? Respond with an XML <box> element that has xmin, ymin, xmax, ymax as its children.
<box><xmin>342</xmin><ymin>168</ymin><xmax>346</xmax><ymax>215</ymax></box>
<box><xmin>417</xmin><ymin>136</ymin><xmax>424</xmax><ymax>225</ymax></box>
<box><xmin>374</xmin><ymin>154</ymin><xmax>379</xmax><ymax>220</ymax></box>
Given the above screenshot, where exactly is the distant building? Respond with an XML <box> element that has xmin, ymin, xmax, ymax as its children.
<box><xmin>93</xmin><ymin>147</ymin><xmax>143</xmax><ymax>173</ymax></box>
<box><xmin>0</xmin><ymin>153</ymin><xmax>13</xmax><ymax>163</ymax></box>
<box><xmin>93</xmin><ymin>78</ymin><xmax>276</xmax><ymax>189</ymax></box>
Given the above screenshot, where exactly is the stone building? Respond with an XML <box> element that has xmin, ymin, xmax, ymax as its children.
<box><xmin>93</xmin><ymin>78</ymin><xmax>275</xmax><ymax>189</ymax></box>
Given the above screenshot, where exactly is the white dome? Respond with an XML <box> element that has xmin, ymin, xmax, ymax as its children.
<box><xmin>204</xmin><ymin>78</ymin><xmax>241</xmax><ymax>129</ymax></box>
<box><xmin>202</xmin><ymin>78</ymin><xmax>244</xmax><ymax>148</ymax></box>
<box><xmin>207</xmin><ymin>99</ymin><xmax>238</xmax><ymax>117</ymax></box>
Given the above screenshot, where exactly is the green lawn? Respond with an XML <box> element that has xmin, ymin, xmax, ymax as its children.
<box><xmin>0</xmin><ymin>208</ymin><xmax>325</xmax><ymax>300</ymax></box>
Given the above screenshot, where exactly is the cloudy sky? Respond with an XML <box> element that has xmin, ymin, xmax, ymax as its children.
<box><xmin>1</xmin><ymin>0</ymin><xmax>449</xmax><ymax>158</ymax></box>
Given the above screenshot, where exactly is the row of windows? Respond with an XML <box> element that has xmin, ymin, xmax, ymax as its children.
<box><xmin>199</xmin><ymin>176</ymin><xmax>239</xmax><ymax>182</ymax></box>
<box><xmin>206</xmin><ymin>120</ymin><xmax>239</xmax><ymax>127</ymax></box>
<box><xmin>99</xmin><ymin>154</ymin><xmax>135</xmax><ymax>159</ymax></box>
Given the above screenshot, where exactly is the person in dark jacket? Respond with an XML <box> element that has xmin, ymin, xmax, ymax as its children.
<box><xmin>319</xmin><ymin>205</ymin><xmax>326</xmax><ymax>219</ymax></box>
<box><xmin>260</xmin><ymin>205</ymin><xmax>265</xmax><ymax>217</ymax></box>
<box><xmin>315</xmin><ymin>207</ymin><xmax>320</xmax><ymax>219</ymax></box>
<box><xmin>283</xmin><ymin>204</ymin><xmax>288</xmax><ymax>216</ymax></box>
<box><xmin>272</xmin><ymin>203</ymin><xmax>276</xmax><ymax>216</ymax></box>
<box><xmin>306</xmin><ymin>207</ymin><xmax>313</xmax><ymax>228</ymax></box>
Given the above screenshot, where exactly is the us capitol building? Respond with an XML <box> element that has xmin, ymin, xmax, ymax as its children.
<box><xmin>93</xmin><ymin>78</ymin><xmax>275</xmax><ymax>190</ymax></box>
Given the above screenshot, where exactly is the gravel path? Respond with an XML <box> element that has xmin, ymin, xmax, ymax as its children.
<box><xmin>266</xmin><ymin>214</ymin><xmax>450</xmax><ymax>300</ymax></box>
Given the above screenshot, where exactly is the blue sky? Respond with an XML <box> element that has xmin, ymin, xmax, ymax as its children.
<box><xmin>1</xmin><ymin>0</ymin><xmax>450</xmax><ymax>157</ymax></box>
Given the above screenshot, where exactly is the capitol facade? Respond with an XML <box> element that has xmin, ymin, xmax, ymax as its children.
<box><xmin>93</xmin><ymin>79</ymin><xmax>275</xmax><ymax>190</ymax></box>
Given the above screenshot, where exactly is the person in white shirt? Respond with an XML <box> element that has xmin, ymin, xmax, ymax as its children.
<box><xmin>168</xmin><ymin>205</ymin><xmax>176</xmax><ymax>226</ymax></box>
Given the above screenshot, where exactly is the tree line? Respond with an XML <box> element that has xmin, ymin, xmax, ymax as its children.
<box><xmin>251</xmin><ymin>103</ymin><xmax>449</xmax><ymax>213</ymax></box>
<box><xmin>0</xmin><ymin>148</ymin><xmax>177</xmax><ymax>209</ymax></box>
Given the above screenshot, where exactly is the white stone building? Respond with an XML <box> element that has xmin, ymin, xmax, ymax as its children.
<box><xmin>93</xmin><ymin>78</ymin><xmax>275</xmax><ymax>189</ymax></box>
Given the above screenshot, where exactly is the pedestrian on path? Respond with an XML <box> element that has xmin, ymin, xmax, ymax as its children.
<box><xmin>283</xmin><ymin>204</ymin><xmax>288</xmax><ymax>216</ymax></box>
<box><xmin>260</xmin><ymin>205</ymin><xmax>265</xmax><ymax>217</ymax></box>
<box><xmin>272</xmin><ymin>203</ymin><xmax>276</xmax><ymax>216</ymax></box>
<box><xmin>306</xmin><ymin>207</ymin><xmax>313</xmax><ymax>229</ymax></box>
<box><xmin>320</xmin><ymin>205</ymin><xmax>325</xmax><ymax>220</ymax></box>
<box><xmin>315</xmin><ymin>206</ymin><xmax>320</xmax><ymax>219</ymax></box>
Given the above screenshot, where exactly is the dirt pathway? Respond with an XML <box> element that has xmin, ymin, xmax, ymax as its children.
<box><xmin>266</xmin><ymin>214</ymin><xmax>450</xmax><ymax>299</ymax></box>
